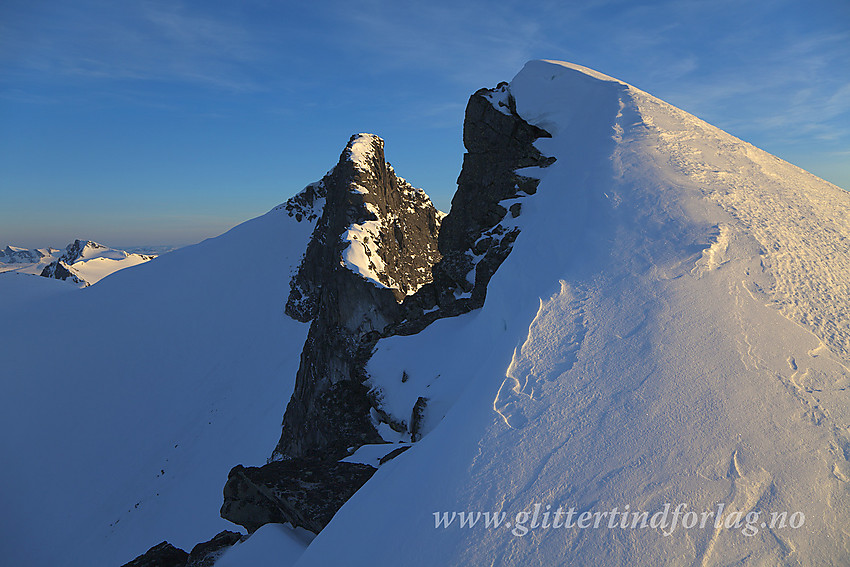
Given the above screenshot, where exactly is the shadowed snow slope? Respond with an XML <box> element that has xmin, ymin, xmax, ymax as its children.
<box><xmin>292</xmin><ymin>61</ymin><xmax>850</xmax><ymax>566</ymax></box>
<box><xmin>0</xmin><ymin>202</ymin><xmax>318</xmax><ymax>566</ymax></box>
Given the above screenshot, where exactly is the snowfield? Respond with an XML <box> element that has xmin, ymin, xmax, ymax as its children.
<box><xmin>296</xmin><ymin>61</ymin><xmax>850</xmax><ymax>566</ymax></box>
<box><xmin>0</xmin><ymin>202</ymin><xmax>319</xmax><ymax>566</ymax></box>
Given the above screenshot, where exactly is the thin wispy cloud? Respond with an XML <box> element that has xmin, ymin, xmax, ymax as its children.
<box><xmin>335</xmin><ymin>0</ymin><xmax>546</xmax><ymax>89</ymax></box>
<box><xmin>1</xmin><ymin>1</ymin><xmax>276</xmax><ymax>91</ymax></box>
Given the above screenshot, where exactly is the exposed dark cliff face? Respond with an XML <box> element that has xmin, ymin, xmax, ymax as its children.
<box><xmin>389</xmin><ymin>82</ymin><xmax>554</xmax><ymax>336</ymax></box>
<box><xmin>221</xmin><ymin>458</ymin><xmax>377</xmax><ymax>534</ymax></box>
<box><xmin>287</xmin><ymin>134</ymin><xmax>442</xmax><ymax>322</ymax></box>
<box><xmin>274</xmin><ymin>133</ymin><xmax>443</xmax><ymax>460</ymax></box>
<box><xmin>40</xmin><ymin>259</ymin><xmax>83</xmax><ymax>284</ymax></box>
<box><xmin>439</xmin><ymin>82</ymin><xmax>553</xmax><ymax>297</ymax></box>
<box><xmin>219</xmin><ymin>84</ymin><xmax>553</xmax><ymax>539</ymax></box>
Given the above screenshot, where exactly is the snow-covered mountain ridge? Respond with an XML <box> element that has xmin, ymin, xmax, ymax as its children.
<box><xmin>295</xmin><ymin>61</ymin><xmax>850</xmax><ymax>566</ymax></box>
<box><xmin>1</xmin><ymin>239</ymin><xmax>157</xmax><ymax>286</ymax></box>
<box><xmin>0</xmin><ymin>244</ymin><xmax>60</xmax><ymax>265</ymax></box>
<box><xmin>41</xmin><ymin>239</ymin><xmax>157</xmax><ymax>287</ymax></box>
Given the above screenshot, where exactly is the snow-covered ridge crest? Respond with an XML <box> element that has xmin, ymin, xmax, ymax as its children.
<box><xmin>0</xmin><ymin>245</ymin><xmax>58</xmax><ymax>264</ymax></box>
<box><xmin>513</xmin><ymin>58</ymin><xmax>850</xmax><ymax>361</ymax></box>
<box><xmin>297</xmin><ymin>60</ymin><xmax>850</xmax><ymax>566</ymax></box>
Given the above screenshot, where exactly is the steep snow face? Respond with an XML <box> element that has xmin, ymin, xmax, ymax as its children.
<box><xmin>0</xmin><ymin>195</ymin><xmax>323</xmax><ymax>566</ymax></box>
<box><xmin>294</xmin><ymin>61</ymin><xmax>850</xmax><ymax>566</ymax></box>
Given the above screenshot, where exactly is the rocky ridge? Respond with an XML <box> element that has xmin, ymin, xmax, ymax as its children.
<box><xmin>220</xmin><ymin>83</ymin><xmax>553</xmax><ymax>537</ymax></box>
<box><xmin>273</xmin><ymin>133</ymin><xmax>444</xmax><ymax>461</ymax></box>
<box><xmin>124</xmin><ymin>79</ymin><xmax>554</xmax><ymax>562</ymax></box>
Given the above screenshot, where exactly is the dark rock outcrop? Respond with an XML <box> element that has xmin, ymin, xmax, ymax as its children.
<box><xmin>222</xmin><ymin>133</ymin><xmax>443</xmax><ymax>537</ymax></box>
<box><xmin>63</xmin><ymin>239</ymin><xmax>107</xmax><ymax>263</ymax></box>
<box><xmin>221</xmin><ymin>457</ymin><xmax>376</xmax><ymax>534</ymax></box>
<box><xmin>40</xmin><ymin>259</ymin><xmax>81</xmax><ymax>282</ymax></box>
<box><xmin>186</xmin><ymin>531</ymin><xmax>243</xmax><ymax>567</ymax></box>
<box><xmin>274</xmin><ymin>134</ymin><xmax>443</xmax><ymax>460</ymax></box>
<box><xmin>120</xmin><ymin>531</ymin><xmax>244</xmax><ymax>567</ymax></box>
<box><xmin>222</xmin><ymin>83</ymin><xmax>553</xmax><ymax>538</ymax></box>
<box><xmin>389</xmin><ymin>82</ymin><xmax>554</xmax><ymax>336</ymax></box>
<box><xmin>120</xmin><ymin>541</ymin><xmax>188</xmax><ymax>567</ymax></box>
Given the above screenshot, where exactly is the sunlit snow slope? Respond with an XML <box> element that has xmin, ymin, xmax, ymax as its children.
<box><xmin>294</xmin><ymin>61</ymin><xmax>850</xmax><ymax>566</ymax></box>
<box><xmin>0</xmin><ymin>201</ymin><xmax>318</xmax><ymax>566</ymax></box>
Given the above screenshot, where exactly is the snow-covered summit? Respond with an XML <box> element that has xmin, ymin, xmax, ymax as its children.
<box><xmin>39</xmin><ymin>239</ymin><xmax>156</xmax><ymax>287</ymax></box>
<box><xmin>345</xmin><ymin>133</ymin><xmax>381</xmax><ymax>174</ymax></box>
<box><xmin>61</xmin><ymin>239</ymin><xmax>135</xmax><ymax>263</ymax></box>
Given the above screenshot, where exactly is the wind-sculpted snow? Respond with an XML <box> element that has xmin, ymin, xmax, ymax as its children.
<box><xmin>494</xmin><ymin>280</ymin><xmax>587</xmax><ymax>429</ymax></box>
<box><xmin>294</xmin><ymin>61</ymin><xmax>850</xmax><ymax>566</ymax></box>
<box><xmin>627</xmin><ymin>86</ymin><xmax>850</xmax><ymax>360</ymax></box>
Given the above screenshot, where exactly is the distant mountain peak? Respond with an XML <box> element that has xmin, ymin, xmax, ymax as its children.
<box><xmin>39</xmin><ymin>239</ymin><xmax>155</xmax><ymax>287</ymax></box>
<box><xmin>63</xmin><ymin>239</ymin><xmax>110</xmax><ymax>263</ymax></box>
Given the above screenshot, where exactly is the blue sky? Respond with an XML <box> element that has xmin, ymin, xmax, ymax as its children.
<box><xmin>1</xmin><ymin>0</ymin><xmax>848</xmax><ymax>248</ymax></box>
